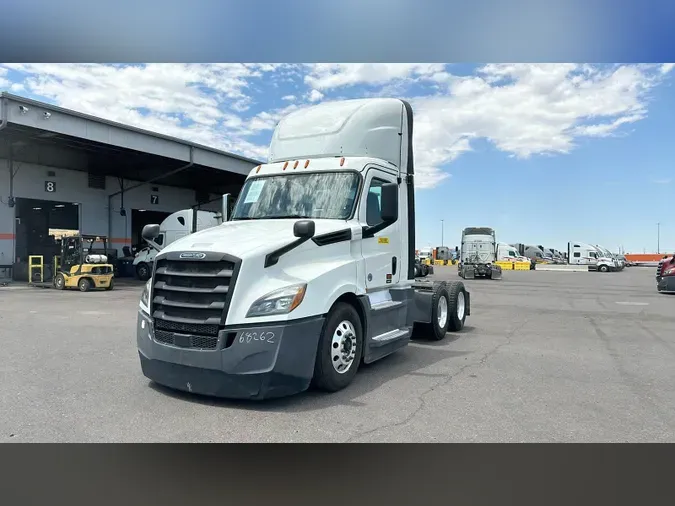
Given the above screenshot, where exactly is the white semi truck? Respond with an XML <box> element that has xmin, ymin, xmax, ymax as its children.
<box><xmin>496</xmin><ymin>243</ymin><xmax>529</xmax><ymax>262</ymax></box>
<box><xmin>567</xmin><ymin>242</ymin><xmax>617</xmax><ymax>272</ymax></box>
<box><xmin>136</xmin><ymin>98</ymin><xmax>472</xmax><ymax>400</ymax></box>
<box><xmin>133</xmin><ymin>209</ymin><xmax>223</xmax><ymax>280</ymax></box>
<box><xmin>458</xmin><ymin>227</ymin><xmax>502</xmax><ymax>280</ymax></box>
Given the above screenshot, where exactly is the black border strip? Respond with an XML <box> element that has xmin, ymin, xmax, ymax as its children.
<box><xmin>2</xmin><ymin>445</ymin><xmax>674</xmax><ymax>504</ymax></box>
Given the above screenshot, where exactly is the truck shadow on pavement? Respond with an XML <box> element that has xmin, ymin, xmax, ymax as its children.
<box><xmin>148</xmin><ymin>326</ymin><xmax>475</xmax><ymax>413</ymax></box>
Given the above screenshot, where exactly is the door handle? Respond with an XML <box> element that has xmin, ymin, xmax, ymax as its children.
<box><xmin>392</xmin><ymin>256</ymin><xmax>397</xmax><ymax>275</ymax></box>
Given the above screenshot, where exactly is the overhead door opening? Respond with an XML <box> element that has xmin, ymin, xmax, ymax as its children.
<box><xmin>13</xmin><ymin>198</ymin><xmax>80</xmax><ymax>281</ymax></box>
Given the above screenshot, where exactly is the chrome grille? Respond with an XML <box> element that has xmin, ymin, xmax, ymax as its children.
<box><xmin>151</xmin><ymin>253</ymin><xmax>240</xmax><ymax>340</ymax></box>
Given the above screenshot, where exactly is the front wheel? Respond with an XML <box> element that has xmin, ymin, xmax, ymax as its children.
<box><xmin>54</xmin><ymin>273</ymin><xmax>66</xmax><ymax>290</ymax></box>
<box><xmin>136</xmin><ymin>262</ymin><xmax>151</xmax><ymax>281</ymax></box>
<box><xmin>599</xmin><ymin>265</ymin><xmax>609</xmax><ymax>273</ymax></box>
<box><xmin>312</xmin><ymin>303</ymin><xmax>363</xmax><ymax>392</ymax></box>
<box><xmin>105</xmin><ymin>278</ymin><xmax>114</xmax><ymax>291</ymax></box>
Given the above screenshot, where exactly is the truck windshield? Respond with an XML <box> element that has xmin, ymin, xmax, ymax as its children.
<box><xmin>231</xmin><ymin>172</ymin><xmax>360</xmax><ymax>221</ymax></box>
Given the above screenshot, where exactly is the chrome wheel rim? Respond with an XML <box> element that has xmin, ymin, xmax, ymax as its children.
<box><xmin>331</xmin><ymin>320</ymin><xmax>357</xmax><ymax>374</ymax></box>
<box><xmin>457</xmin><ymin>291</ymin><xmax>466</xmax><ymax>320</ymax></box>
<box><xmin>437</xmin><ymin>296</ymin><xmax>448</xmax><ymax>328</ymax></box>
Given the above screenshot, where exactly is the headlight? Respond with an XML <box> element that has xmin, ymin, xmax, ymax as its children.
<box><xmin>246</xmin><ymin>284</ymin><xmax>307</xmax><ymax>318</ymax></box>
<box><xmin>139</xmin><ymin>279</ymin><xmax>151</xmax><ymax>314</ymax></box>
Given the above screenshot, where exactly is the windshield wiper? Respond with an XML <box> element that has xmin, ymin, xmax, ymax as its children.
<box><xmin>265</xmin><ymin>215</ymin><xmax>311</xmax><ymax>220</ymax></box>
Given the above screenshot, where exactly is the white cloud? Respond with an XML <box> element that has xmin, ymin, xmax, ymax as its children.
<box><xmin>307</xmin><ymin>89</ymin><xmax>324</xmax><ymax>102</ymax></box>
<box><xmin>0</xmin><ymin>63</ymin><xmax>670</xmax><ymax>190</ymax></box>
<box><xmin>0</xmin><ymin>66</ymin><xmax>8</xmax><ymax>89</ymax></box>
<box><xmin>405</xmin><ymin>63</ymin><xmax>666</xmax><ymax>187</ymax></box>
<box><xmin>304</xmin><ymin>63</ymin><xmax>446</xmax><ymax>90</ymax></box>
<box><xmin>0</xmin><ymin>63</ymin><xmax>284</xmax><ymax>160</ymax></box>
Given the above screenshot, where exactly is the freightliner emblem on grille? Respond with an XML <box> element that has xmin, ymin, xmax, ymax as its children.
<box><xmin>179</xmin><ymin>252</ymin><xmax>207</xmax><ymax>259</ymax></box>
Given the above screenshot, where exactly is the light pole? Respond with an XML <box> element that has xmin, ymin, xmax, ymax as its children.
<box><xmin>657</xmin><ymin>222</ymin><xmax>660</xmax><ymax>254</ymax></box>
<box><xmin>441</xmin><ymin>219</ymin><xmax>444</xmax><ymax>248</ymax></box>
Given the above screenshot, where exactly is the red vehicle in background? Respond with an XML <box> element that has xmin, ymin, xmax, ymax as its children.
<box><xmin>656</xmin><ymin>254</ymin><xmax>675</xmax><ymax>293</ymax></box>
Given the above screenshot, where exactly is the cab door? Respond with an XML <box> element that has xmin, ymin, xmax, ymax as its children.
<box><xmin>359</xmin><ymin>167</ymin><xmax>401</xmax><ymax>291</ymax></box>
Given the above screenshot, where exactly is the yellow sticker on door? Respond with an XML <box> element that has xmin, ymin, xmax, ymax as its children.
<box><xmin>378</xmin><ymin>237</ymin><xmax>389</xmax><ymax>244</ymax></box>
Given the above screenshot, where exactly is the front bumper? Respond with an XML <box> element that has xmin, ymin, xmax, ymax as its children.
<box><xmin>137</xmin><ymin>311</ymin><xmax>325</xmax><ymax>400</ymax></box>
<box><xmin>657</xmin><ymin>275</ymin><xmax>675</xmax><ymax>294</ymax></box>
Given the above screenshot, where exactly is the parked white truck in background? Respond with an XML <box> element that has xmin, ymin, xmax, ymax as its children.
<box><xmin>133</xmin><ymin>209</ymin><xmax>223</xmax><ymax>280</ymax></box>
<box><xmin>137</xmin><ymin>98</ymin><xmax>472</xmax><ymax>400</ymax></box>
<box><xmin>496</xmin><ymin>242</ymin><xmax>529</xmax><ymax>262</ymax></box>
<box><xmin>567</xmin><ymin>242</ymin><xmax>617</xmax><ymax>272</ymax></box>
<box><xmin>458</xmin><ymin>227</ymin><xmax>502</xmax><ymax>280</ymax></box>
<box><xmin>595</xmin><ymin>245</ymin><xmax>624</xmax><ymax>270</ymax></box>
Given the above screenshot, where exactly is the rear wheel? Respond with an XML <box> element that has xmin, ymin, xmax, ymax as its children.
<box><xmin>54</xmin><ymin>273</ymin><xmax>66</xmax><ymax>290</ymax></box>
<box><xmin>105</xmin><ymin>278</ymin><xmax>115</xmax><ymax>291</ymax></box>
<box><xmin>446</xmin><ymin>281</ymin><xmax>468</xmax><ymax>332</ymax></box>
<box><xmin>415</xmin><ymin>282</ymin><xmax>451</xmax><ymax>341</ymax></box>
<box><xmin>312</xmin><ymin>303</ymin><xmax>363</xmax><ymax>392</ymax></box>
<box><xmin>78</xmin><ymin>278</ymin><xmax>92</xmax><ymax>292</ymax></box>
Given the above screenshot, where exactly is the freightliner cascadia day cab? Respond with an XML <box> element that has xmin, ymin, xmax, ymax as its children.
<box><xmin>136</xmin><ymin>98</ymin><xmax>471</xmax><ymax>400</ymax></box>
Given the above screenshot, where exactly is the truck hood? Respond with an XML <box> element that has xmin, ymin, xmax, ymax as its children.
<box><xmin>156</xmin><ymin>218</ymin><xmax>351</xmax><ymax>259</ymax></box>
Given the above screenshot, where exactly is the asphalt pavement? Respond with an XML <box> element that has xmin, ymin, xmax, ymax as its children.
<box><xmin>1</xmin><ymin>267</ymin><xmax>673</xmax><ymax>442</ymax></box>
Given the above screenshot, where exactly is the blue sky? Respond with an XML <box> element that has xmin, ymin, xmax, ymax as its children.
<box><xmin>1</xmin><ymin>63</ymin><xmax>673</xmax><ymax>253</ymax></box>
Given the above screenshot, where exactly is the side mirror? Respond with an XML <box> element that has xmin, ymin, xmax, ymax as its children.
<box><xmin>293</xmin><ymin>220</ymin><xmax>315</xmax><ymax>239</ymax></box>
<box><xmin>380</xmin><ymin>183</ymin><xmax>398</xmax><ymax>222</ymax></box>
<box><xmin>142</xmin><ymin>224</ymin><xmax>160</xmax><ymax>241</ymax></box>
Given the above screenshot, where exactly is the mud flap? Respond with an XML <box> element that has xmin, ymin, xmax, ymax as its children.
<box><xmin>461</xmin><ymin>265</ymin><xmax>475</xmax><ymax>279</ymax></box>
<box><xmin>491</xmin><ymin>266</ymin><xmax>502</xmax><ymax>280</ymax></box>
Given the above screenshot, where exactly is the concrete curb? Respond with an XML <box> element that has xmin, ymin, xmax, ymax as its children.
<box><xmin>535</xmin><ymin>265</ymin><xmax>590</xmax><ymax>272</ymax></box>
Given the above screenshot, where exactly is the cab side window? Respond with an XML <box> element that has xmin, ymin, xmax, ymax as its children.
<box><xmin>365</xmin><ymin>178</ymin><xmax>387</xmax><ymax>226</ymax></box>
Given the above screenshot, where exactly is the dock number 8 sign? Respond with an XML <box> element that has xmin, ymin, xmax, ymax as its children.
<box><xmin>45</xmin><ymin>181</ymin><xmax>56</xmax><ymax>193</ymax></box>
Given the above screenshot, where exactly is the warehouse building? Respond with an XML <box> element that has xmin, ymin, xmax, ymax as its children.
<box><xmin>0</xmin><ymin>92</ymin><xmax>261</xmax><ymax>281</ymax></box>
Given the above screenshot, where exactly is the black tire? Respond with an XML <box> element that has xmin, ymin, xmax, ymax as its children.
<box><xmin>599</xmin><ymin>265</ymin><xmax>608</xmax><ymax>273</ymax></box>
<box><xmin>54</xmin><ymin>273</ymin><xmax>66</xmax><ymax>290</ymax></box>
<box><xmin>105</xmin><ymin>278</ymin><xmax>114</xmax><ymax>291</ymax></box>
<box><xmin>78</xmin><ymin>278</ymin><xmax>92</xmax><ymax>292</ymax></box>
<box><xmin>414</xmin><ymin>282</ymin><xmax>451</xmax><ymax>341</ymax></box>
<box><xmin>136</xmin><ymin>262</ymin><xmax>151</xmax><ymax>281</ymax></box>
<box><xmin>414</xmin><ymin>264</ymin><xmax>422</xmax><ymax>278</ymax></box>
<box><xmin>446</xmin><ymin>281</ymin><xmax>468</xmax><ymax>332</ymax></box>
<box><xmin>312</xmin><ymin>302</ymin><xmax>363</xmax><ymax>392</ymax></box>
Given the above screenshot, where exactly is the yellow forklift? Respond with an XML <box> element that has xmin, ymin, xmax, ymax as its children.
<box><xmin>53</xmin><ymin>234</ymin><xmax>115</xmax><ymax>292</ymax></box>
